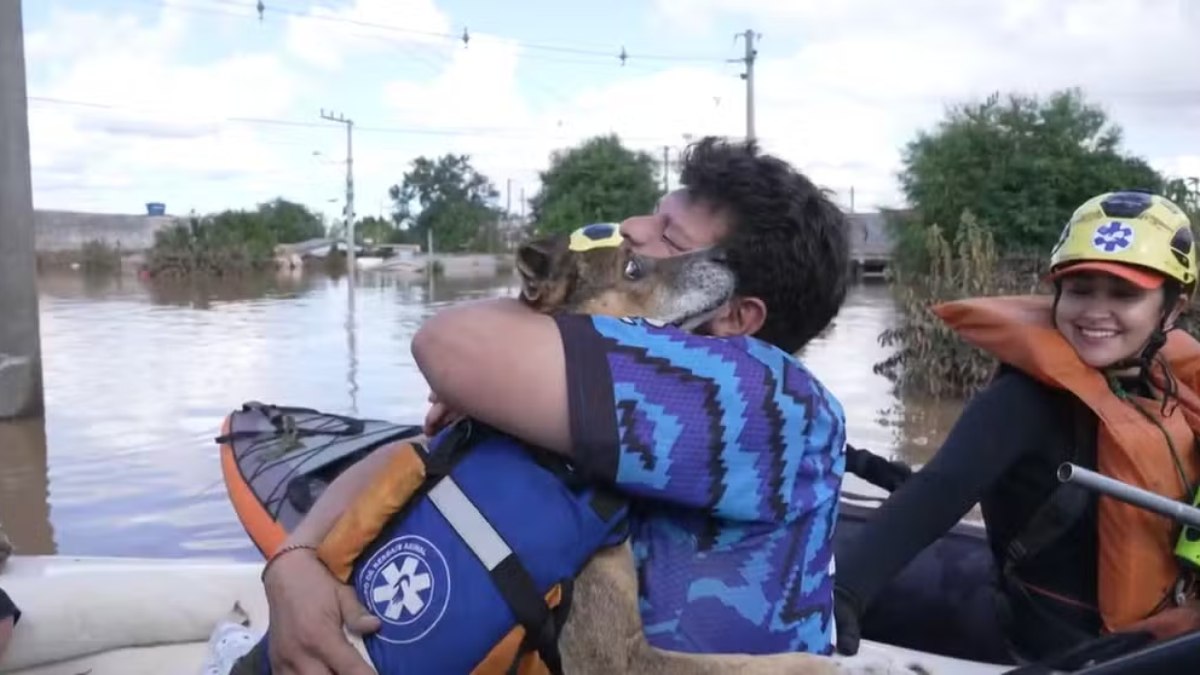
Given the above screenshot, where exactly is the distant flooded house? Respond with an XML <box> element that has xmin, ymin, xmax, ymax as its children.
<box><xmin>846</xmin><ymin>211</ymin><xmax>899</xmax><ymax>278</ymax></box>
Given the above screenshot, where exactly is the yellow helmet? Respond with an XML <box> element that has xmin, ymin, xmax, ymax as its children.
<box><xmin>1047</xmin><ymin>190</ymin><xmax>1197</xmax><ymax>293</ymax></box>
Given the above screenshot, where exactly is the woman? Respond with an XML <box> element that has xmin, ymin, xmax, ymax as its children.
<box><xmin>834</xmin><ymin>189</ymin><xmax>1200</xmax><ymax>665</ymax></box>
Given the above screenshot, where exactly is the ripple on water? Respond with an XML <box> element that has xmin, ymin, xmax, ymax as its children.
<box><xmin>0</xmin><ymin>273</ymin><xmax>956</xmax><ymax>558</ymax></box>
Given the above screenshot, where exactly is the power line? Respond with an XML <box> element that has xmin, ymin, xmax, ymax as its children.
<box><xmin>148</xmin><ymin>0</ymin><xmax>730</xmax><ymax>66</ymax></box>
<box><xmin>25</xmin><ymin>94</ymin><xmax>695</xmax><ymax>144</ymax></box>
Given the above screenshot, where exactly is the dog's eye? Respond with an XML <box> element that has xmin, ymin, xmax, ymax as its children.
<box><xmin>623</xmin><ymin>259</ymin><xmax>643</xmax><ymax>280</ymax></box>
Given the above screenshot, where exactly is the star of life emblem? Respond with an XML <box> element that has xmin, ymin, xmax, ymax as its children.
<box><xmin>357</xmin><ymin>534</ymin><xmax>451</xmax><ymax>644</ymax></box>
<box><xmin>1093</xmin><ymin>221</ymin><xmax>1134</xmax><ymax>253</ymax></box>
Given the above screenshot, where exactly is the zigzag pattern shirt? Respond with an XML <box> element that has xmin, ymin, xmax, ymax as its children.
<box><xmin>554</xmin><ymin>314</ymin><xmax>847</xmax><ymax>655</ymax></box>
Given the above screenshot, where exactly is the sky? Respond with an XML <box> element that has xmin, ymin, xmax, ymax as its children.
<box><xmin>18</xmin><ymin>0</ymin><xmax>1200</xmax><ymax>225</ymax></box>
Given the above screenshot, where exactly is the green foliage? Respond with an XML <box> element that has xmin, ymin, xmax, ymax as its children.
<box><xmin>896</xmin><ymin>89</ymin><xmax>1165</xmax><ymax>270</ymax></box>
<box><xmin>147</xmin><ymin>214</ymin><xmax>276</xmax><ymax>276</ymax></box>
<box><xmin>530</xmin><ymin>135</ymin><xmax>662</xmax><ymax>235</ymax></box>
<box><xmin>254</xmin><ymin>198</ymin><xmax>327</xmax><ymax>244</ymax></box>
<box><xmin>389</xmin><ymin>154</ymin><xmax>501</xmax><ymax>253</ymax></box>
<box><xmin>874</xmin><ymin>212</ymin><xmax>1043</xmax><ymax>399</ymax></box>
<box><xmin>145</xmin><ymin>198</ymin><xmax>326</xmax><ymax>276</ymax></box>
<box><xmin>1164</xmin><ymin>176</ymin><xmax>1200</xmax><ymax>226</ymax></box>
<box><xmin>356</xmin><ymin>215</ymin><xmax>415</xmax><ymax>246</ymax></box>
<box><xmin>80</xmin><ymin>240</ymin><xmax>122</xmax><ymax>274</ymax></box>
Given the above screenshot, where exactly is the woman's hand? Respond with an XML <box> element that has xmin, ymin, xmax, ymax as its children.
<box><xmin>424</xmin><ymin>391</ymin><xmax>464</xmax><ymax>437</ymax></box>
<box><xmin>262</xmin><ymin>550</ymin><xmax>380</xmax><ymax>674</ymax></box>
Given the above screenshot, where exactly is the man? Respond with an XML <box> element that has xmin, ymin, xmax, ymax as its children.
<box><xmin>259</xmin><ymin>136</ymin><xmax>852</xmax><ymax>673</ymax></box>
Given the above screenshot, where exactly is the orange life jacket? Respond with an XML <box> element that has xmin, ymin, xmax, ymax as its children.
<box><xmin>932</xmin><ymin>294</ymin><xmax>1200</xmax><ymax>632</ymax></box>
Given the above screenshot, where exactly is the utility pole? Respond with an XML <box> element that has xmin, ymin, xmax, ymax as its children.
<box><xmin>0</xmin><ymin>0</ymin><xmax>44</xmax><ymax>419</ymax></box>
<box><xmin>662</xmin><ymin>146</ymin><xmax>670</xmax><ymax>193</ymax></box>
<box><xmin>320</xmin><ymin>109</ymin><xmax>355</xmax><ymax>275</ymax></box>
<box><xmin>731</xmin><ymin>29</ymin><xmax>758</xmax><ymax>142</ymax></box>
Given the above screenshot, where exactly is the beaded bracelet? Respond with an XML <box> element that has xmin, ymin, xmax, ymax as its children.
<box><xmin>260</xmin><ymin>542</ymin><xmax>320</xmax><ymax>582</ymax></box>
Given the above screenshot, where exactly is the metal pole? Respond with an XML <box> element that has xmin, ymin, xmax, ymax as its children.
<box><xmin>730</xmin><ymin>30</ymin><xmax>758</xmax><ymax>142</ymax></box>
<box><xmin>1058</xmin><ymin>463</ymin><xmax>1200</xmax><ymax>530</ymax></box>
<box><xmin>744</xmin><ymin>30</ymin><xmax>756</xmax><ymax>142</ymax></box>
<box><xmin>0</xmin><ymin>0</ymin><xmax>44</xmax><ymax>419</ymax></box>
<box><xmin>320</xmin><ymin>109</ymin><xmax>355</xmax><ymax>276</ymax></box>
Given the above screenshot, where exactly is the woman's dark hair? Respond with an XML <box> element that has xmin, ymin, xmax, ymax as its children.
<box><xmin>678</xmin><ymin>136</ymin><xmax>851</xmax><ymax>353</ymax></box>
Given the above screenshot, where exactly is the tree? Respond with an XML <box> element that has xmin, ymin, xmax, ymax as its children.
<box><xmin>530</xmin><ymin>135</ymin><xmax>661</xmax><ymax>236</ymax></box>
<box><xmin>388</xmin><ymin>154</ymin><xmax>500</xmax><ymax>253</ymax></box>
<box><xmin>355</xmin><ymin>215</ymin><xmax>414</xmax><ymax>245</ymax></box>
<box><xmin>895</xmin><ymin>89</ymin><xmax>1165</xmax><ymax>268</ymax></box>
<box><xmin>254</xmin><ymin>197</ymin><xmax>327</xmax><ymax>243</ymax></box>
<box><xmin>1164</xmin><ymin>177</ymin><xmax>1200</xmax><ymax>227</ymax></box>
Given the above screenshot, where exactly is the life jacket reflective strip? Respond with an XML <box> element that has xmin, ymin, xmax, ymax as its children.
<box><xmin>316</xmin><ymin>420</ymin><xmax>630</xmax><ymax>675</ymax></box>
<box><xmin>932</xmin><ymin>294</ymin><xmax>1200</xmax><ymax>632</ymax></box>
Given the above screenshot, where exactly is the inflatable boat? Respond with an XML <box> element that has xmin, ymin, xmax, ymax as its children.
<box><xmin>212</xmin><ymin>402</ymin><xmax>1200</xmax><ymax>673</ymax></box>
<box><xmin>1</xmin><ymin>402</ymin><xmax>1194</xmax><ymax>673</ymax></box>
<box><xmin>0</xmin><ymin>554</ymin><xmax>267</xmax><ymax>674</ymax></box>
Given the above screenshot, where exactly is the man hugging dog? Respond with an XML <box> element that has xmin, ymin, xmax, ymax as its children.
<box><xmin>258</xmin><ymin>136</ymin><xmax>853</xmax><ymax>672</ymax></box>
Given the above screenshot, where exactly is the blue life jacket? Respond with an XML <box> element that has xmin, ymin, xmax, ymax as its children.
<box><xmin>321</xmin><ymin>420</ymin><xmax>631</xmax><ymax>674</ymax></box>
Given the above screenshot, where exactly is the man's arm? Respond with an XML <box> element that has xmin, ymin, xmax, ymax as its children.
<box><xmin>411</xmin><ymin>298</ymin><xmax>572</xmax><ymax>455</ymax></box>
<box><xmin>413</xmin><ymin>299</ymin><xmax>837</xmax><ymax>522</ymax></box>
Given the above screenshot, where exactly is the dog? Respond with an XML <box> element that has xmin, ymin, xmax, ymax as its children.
<box><xmin>512</xmin><ymin>223</ymin><xmax>848</xmax><ymax>675</ymax></box>
<box><xmin>515</xmin><ymin>222</ymin><xmax>737</xmax><ymax>332</ymax></box>
<box><xmin>231</xmin><ymin>225</ymin><xmax>880</xmax><ymax>675</ymax></box>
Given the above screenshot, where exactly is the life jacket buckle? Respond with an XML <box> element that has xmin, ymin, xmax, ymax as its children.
<box><xmin>1173</xmin><ymin>573</ymin><xmax>1199</xmax><ymax>608</ymax></box>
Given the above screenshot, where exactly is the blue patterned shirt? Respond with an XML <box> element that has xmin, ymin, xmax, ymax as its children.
<box><xmin>554</xmin><ymin>314</ymin><xmax>847</xmax><ymax>655</ymax></box>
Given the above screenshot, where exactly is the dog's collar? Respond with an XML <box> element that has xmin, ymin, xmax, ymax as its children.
<box><xmin>568</xmin><ymin>223</ymin><xmax>624</xmax><ymax>252</ymax></box>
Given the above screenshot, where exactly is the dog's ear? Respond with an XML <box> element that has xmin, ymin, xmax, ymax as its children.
<box><xmin>516</xmin><ymin>235</ymin><xmax>565</xmax><ymax>305</ymax></box>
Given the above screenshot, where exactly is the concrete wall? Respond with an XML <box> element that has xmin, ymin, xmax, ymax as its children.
<box><xmin>34</xmin><ymin>209</ymin><xmax>177</xmax><ymax>253</ymax></box>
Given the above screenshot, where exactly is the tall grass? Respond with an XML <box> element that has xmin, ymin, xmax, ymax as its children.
<box><xmin>873</xmin><ymin>213</ymin><xmax>1042</xmax><ymax>399</ymax></box>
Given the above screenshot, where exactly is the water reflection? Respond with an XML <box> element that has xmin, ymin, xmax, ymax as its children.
<box><xmin>0</xmin><ymin>270</ymin><xmax>960</xmax><ymax>560</ymax></box>
<box><xmin>0</xmin><ymin>419</ymin><xmax>55</xmax><ymax>556</ymax></box>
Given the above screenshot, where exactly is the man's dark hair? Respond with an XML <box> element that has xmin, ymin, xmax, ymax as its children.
<box><xmin>679</xmin><ymin>136</ymin><xmax>851</xmax><ymax>353</ymax></box>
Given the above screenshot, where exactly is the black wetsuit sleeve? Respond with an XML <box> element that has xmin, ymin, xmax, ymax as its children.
<box><xmin>0</xmin><ymin>587</ymin><xmax>19</xmax><ymax>625</ymax></box>
<box><xmin>836</xmin><ymin>371</ymin><xmax>1058</xmax><ymax>609</ymax></box>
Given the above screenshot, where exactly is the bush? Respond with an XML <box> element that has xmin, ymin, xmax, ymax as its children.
<box><xmin>874</xmin><ymin>212</ymin><xmax>1043</xmax><ymax>399</ymax></box>
<box><xmin>145</xmin><ymin>214</ymin><xmax>278</xmax><ymax>277</ymax></box>
<box><xmin>80</xmin><ymin>240</ymin><xmax>122</xmax><ymax>274</ymax></box>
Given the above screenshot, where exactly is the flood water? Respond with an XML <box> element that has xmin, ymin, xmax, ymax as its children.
<box><xmin>0</xmin><ymin>270</ymin><xmax>965</xmax><ymax>561</ymax></box>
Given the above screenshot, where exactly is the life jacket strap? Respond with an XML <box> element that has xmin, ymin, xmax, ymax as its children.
<box><xmin>428</xmin><ymin>475</ymin><xmax>567</xmax><ymax>675</ymax></box>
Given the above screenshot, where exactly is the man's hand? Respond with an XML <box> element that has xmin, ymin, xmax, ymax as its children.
<box><xmin>423</xmin><ymin>391</ymin><xmax>464</xmax><ymax>437</ymax></box>
<box><xmin>263</xmin><ymin>549</ymin><xmax>380</xmax><ymax>674</ymax></box>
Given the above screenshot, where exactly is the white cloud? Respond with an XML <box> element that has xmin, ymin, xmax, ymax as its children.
<box><xmin>356</xmin><ymin>0</ymin><xmax>1199</xmax><ymax>217</ymax></box>
<box><xmin>26</xmin><ymin>5</ymin><xmax>305</xmax><ymax>214</ymax></box>
<box><xmin>22</xmin><ymin>0</ymin><xmax>1200</xmax><ymax>221</ymax></box>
